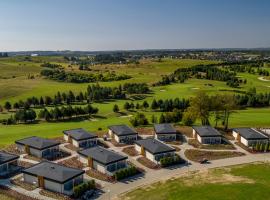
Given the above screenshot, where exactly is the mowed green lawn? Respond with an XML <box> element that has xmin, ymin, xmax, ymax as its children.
<box><xmin>122</xmin><ymin>163</ymin><xmax>270</xmax><ymax>200</ymax></box>
<box><xmin>0</xmin><ymin>107</ymin><xmax>269</xmax><ymax>148</ymax></box>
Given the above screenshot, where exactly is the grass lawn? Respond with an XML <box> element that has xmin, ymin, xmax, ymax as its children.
<box><xmin>0</xmin><ymin>107</ymin><xmax>269</xmax><ymax>148</ymax></box>
<box><xmin>121</xmin><ymin>162</ymin><xmax>270</xmax><ymax>200</ymax></box>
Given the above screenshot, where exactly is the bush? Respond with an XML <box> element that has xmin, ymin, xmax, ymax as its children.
<box><xmin>73</xmin><ymin>180</ymin><xmax>95</xmax><ymax>198</ymax></box>
<box><xmin>114</xmin><ymin>166</ymin><xmax>138</xmax><ymax>181</ymax></box>
<box><xmin>160</xmin><ymin>155</ymin><xmax>185</xmax><ymax>167</ymax></box>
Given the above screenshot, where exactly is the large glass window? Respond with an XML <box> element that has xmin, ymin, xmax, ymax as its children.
<box><xmin>64</xmin><ymin>180</ymin><xmax>73</xmax><ymax>191</ymax></box>
<box><xmin>0</xmin><ymin>164</ymin><xmax>8</xmax><ymax>172</ymax></box>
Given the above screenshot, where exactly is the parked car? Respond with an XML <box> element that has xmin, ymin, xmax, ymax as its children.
<box><xmin>199</xmin><ymin>158</ymin><xmax>209</xmax><ymax>164</ymax></box>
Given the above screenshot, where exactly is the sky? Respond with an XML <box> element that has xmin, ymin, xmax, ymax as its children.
<box><xmin>0</xmin><ymin>0</ymin><xmax>270</xmax><ymax>51</ymax></box>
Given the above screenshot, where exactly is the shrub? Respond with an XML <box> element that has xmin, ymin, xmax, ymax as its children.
<box><xmin>73</xmin><ymin>180</ymin><xmax>95</xmax><ymax>198</ymax></box>
<box><xmin>160</xmin><ymin>155</ymin><xmax>185</xmax><ymax>167</ymax></box>
<box><xmin>114</xmin><ymin>166</ymin><xmax>138</xmax><ymax>181</ymax></box>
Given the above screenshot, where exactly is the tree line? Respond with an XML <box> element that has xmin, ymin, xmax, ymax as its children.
<box><xmin>40</xmin><ymin>68</ymin><xmax>131</xmax><ymax>83</ymax></box>
<box><xmin>153</xmin><ymin>64</ymin><xmax>245</xmax><ymax>88</ymax></box>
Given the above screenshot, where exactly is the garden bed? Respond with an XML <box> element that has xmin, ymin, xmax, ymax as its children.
<box><xmin>64</xmin><ymin>144</ymin><xmax>79</xmax><ymax>152</ymax></box>
<box><xmin>188</xmin><ymin>139</ymin><xmax>236</xmax><ymax>150</ymax></box>
<box><xmin>136</xmin><ymin>157</ymin><xmax>161</xmax><ymax>170</ymax></box>
<box><xmin>122</xmin><ymin>146</ymin><xmax>139</xmax><ymax>156</ymax></box>
<box><xmin>18</xmin><ymin>160</ymin><xmax>35</xmax><ymax>168</ymax></box>
<box><xmin>11</xmin><ymin>176</ymin><xmax>37</xmax><ymax>191</ymax></box>
<box><xmin>184</xmin><ymin>149</ymin><xmax>245</xmax><ymax>162</ymax></box>
<box><xmin>3</xmin><ymin>144</ymin><xmax>22</xmax><ymax>155</ymax></box>
<box><xmin>40</xmin><ymin>189</ymin><xmax>73</xmax><ymax>200</ymax></box>
<box><xmin>235</xmin><ymin>142</ymin><xmax>254</xmax><ymax>153</ymax></box>
<box><xmin>0</xmin><ymin>185</ymin><xmax>38</xmax><ymax>200</ymax></box>
<box><xmin>165</xmin><ymin>140</ymin><xmax>182</xmax><ymax>146</ymax></box>
<box><xmin>135</xmin><ymin>127</ymin><xmax>154</xmax><ymax>135</ymax></box>
<box><xmin>86</xmin><ymin>169</ymin><xmax>115</xmax><ymax>182</ymax></box>
<box><xmin>110</xmin><ymin>139</ymin><xmax>129</xmax><ymax>147</ymax></box>
<box><xmin>175</xmin><ymin>126</ymin><xmax>193</xmax><ymax>138</ymax></box>
<box><xmin>58</xmin><ymin>157</ymin><xmax>84</xmax><ymax>169</ymax></box>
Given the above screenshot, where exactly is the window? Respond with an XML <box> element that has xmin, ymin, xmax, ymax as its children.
<box><xmin>0</xmin><ymin>164</ymin><xmax>8</xmax><ymax>172</ymax></box>
<box><xmin>64</xmin><ymin>180</ymin><xmax>73</xmax><ymax>191</ymax></box>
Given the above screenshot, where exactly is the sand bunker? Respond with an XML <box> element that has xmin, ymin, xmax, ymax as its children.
<box><xmin>258</xmin><ymin>77</ymin><xmax>270</xmax><ymax>82</ymax></box>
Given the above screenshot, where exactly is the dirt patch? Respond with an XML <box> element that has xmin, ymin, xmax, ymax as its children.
<box><xmin>122</xmin><ymin>146</ymin><xmax>139</xmax><ymax>156</ymax></box>
<box><xmin>175</xmin><ymin>126</ymin><xmax>193</xmax><ymax>138</ymax></box>
<box><xmin>64</xmin><ymin>144</ymin><xmax>79</xmax><ymax>152</ymax></box>
<box><xmin>0</xmin><ymin>185</ymin><xmax>38</xmax><ymax>200</ymax></box>
<box><xmin>2</xmin><ymin>144</ymin><xmax>22</xmax><ymax>155</ymax></box>
<box><xmin>188</xmin><ymin>139</ymin><xmax>235</xmax><ymax>150</ymax></box>
<box><xmin>11</xmin><ymin>176</ymin><xmax>37</xmax><ymax>191</ymax></box>
<box><xmin>137</xmin><ymin>157</ymin><xmax>161</xmax><ymax>170</ymax></box>
<box><xmin>135</xmin><ymin>127</ymin><xmax>154</xmax><ymax>135</ymax></box>
<box><xmin>182</xmin><ymin>170</ymin><xmax>254</xmax><ymax>186</ymax></box>
<box><xmin>184</xmin><ymin>149</ymin><xmax>245</xmax><ymax>162</ymax></box>
<box><xmin>58</xmin><ymin>157</ymin><xmax>84</xmax><ymax>169</ymax></box>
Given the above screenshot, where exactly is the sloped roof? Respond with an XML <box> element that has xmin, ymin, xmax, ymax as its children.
<box><xmin>154</xmin><ymin>123</ymin><xmax>176</xmax><ymax>134</ymax></box>
<box><xmin>22</xmin><ymin>161</ymin><xmax>84</xmax><ymax>183</ymax></box>
<box><xmin>15</xmin><ymin>136</ymin><xmax>60</xmax><ymax>150</ymax></box>
<box><xmin>0</xmin><ymin>151</ymin><xmax>19</xmax><ymax>165</ymax></box>
<box><xmin>135</xmin><ymin>138</ymin><xmax>175</xmax><ymax>154</ymax></box>
<box><xmin>63</xmin><ymin>128</ymin><xmax>97</xmax><ymax>141</ymax></box>
<box><xmin>192</xmin><ymin>126</ymin><xmax>222</xmax><ymax>137</ymax></box>
<box><xmin>233</xmin><ymin>128</ymin><xmax>269</xmax><ymax>140</ymax></box>
<box><xmin>78</xmin><ymin>146</ymin><xmax>127</xmax><ymax>165</ymax></box>
<box><xmin>108</xmin><ymin>124</ymin><xmax>137</xmax><ymax>136</ymax></box>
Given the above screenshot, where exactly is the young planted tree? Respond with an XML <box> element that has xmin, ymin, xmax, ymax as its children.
<box><xmin>4</xmin><ymin>101</ymin><xmax>12</xmax><ymax>111</ymax></box>
<box><xmin>113</xmin><ymin>104</ymin><xmax>119</xmax><ymax>113</ymax></box>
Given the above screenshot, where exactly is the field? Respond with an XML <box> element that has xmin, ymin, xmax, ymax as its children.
<box><xmin>0</xmin><ymin>56</ymin><xmax>270</xmax><ymax>148</ymax></box>
<box><xmin>121</xmin><ymin>162</ymin><xmax>270</xmax><ymax>200</ymax></box>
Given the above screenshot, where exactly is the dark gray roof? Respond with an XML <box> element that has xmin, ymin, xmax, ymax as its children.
<box><xmin>22</xmin><ymin>161</ymin><xmax>84</xmax><ymax>184</ymax></box>
<box><xmin>154</xmin><ymin>123</ymin><xmax>177</xmax><ymax>134</ymax></box>
<box><xmin>233</xmin><ymin>128</ymin><xmax>269</xmax><ymax>140</ymax></box>
<box><xmin>108</xmin><ymin>125</ymin><xmax>137</xmax><ymax>136</ymax></box>
<box><xmin>79</xmin><ymin>146</ymin><xmax>127</xmax><ymax>165</ymax></box>
<box><xmin>63</xmin><ymin>128</ymin><xmax>97</xmax><ymax>141</ymax></box>
<box><xmin>15</xmin><ymin>136</ymin><xmax>60</xmax><ymax>150</ymax></box>
<box><xmin>192</xmin><ymin>126</ymin><xmax>222</xmax><ymax>137</ymax></box>
<box><xmin>0</xmin><ymin>151</ymin><xmax>19</xmax><ymax>165</ymax></box>
<box><xmin>135</xmin><ymin>138</ymin><xmax>175</xmax><ymax>154</ymax></box>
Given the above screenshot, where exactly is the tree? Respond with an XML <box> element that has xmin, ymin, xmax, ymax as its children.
<box><xmin>182</xmin><ymin>110</ymin><xmax>196</xmax><ymax>126</ymax></box>
<box><xmin>13</xmin><ymin>102</ymin><xmax>20</xmax><ymax>110</ymax></box>
<box><xmin>4</xmin><ymin>101</ymin><xmax>12</xmax><ymax>111</ymax></box>
<box><xmin>142</xmin><ymin>101</ymin><xmax>149</xmax><ymax>110</ymax></box>
<box><xmin>159</xmin><ymin>113</ymin><xmax>165</xmax><ymax>123</ymax></box>
<box><xmin>219</xmin><ymin>94</ymin><xmax>237</xmax><ymax>130</ymax></box>
<box><xmin>151</xmin><ymin>115</ymin><xmax>158</xmax><ymax>123</ymax></box>
<box><xmin>124</xmin><ymin>102</ymin><xmax>130</xmax><ymax>110</ymax></box>
<box><xmin>151</xmin><ymin>99</ymin><xmax>158</xmax><ymax>110</ymax></box>
<box><xmin>188</xmin><ymin>91</ymin><xmax>211</xmax><ymax>125</ymax></box>
<box><xmin>113</xmin><ymin>104</ymin><xmax>119</xmax><ymax>113</ymax></box>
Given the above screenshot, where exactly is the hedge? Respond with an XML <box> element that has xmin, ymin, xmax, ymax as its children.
<box><xmin>114</xmin><ymin>166</ymin><xmax>138</xmax><ymax>180</ymax></box>
<box><xmin>73</xmin><ymin>180</ymin><xmax>95</xmax><ymax>198</ymax></box>
<box><xmin>160</xmin><ymin>155</ymin><xmax>185</xmax><ymax>167</ymax></box>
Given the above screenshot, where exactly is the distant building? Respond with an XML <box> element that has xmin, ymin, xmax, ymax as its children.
<box><xmin>22</xmin><ymin>161</ymin><xmax>84</xmax><ymax>196</ymax></box>
<box><xmin>108</xmin><ymin>125</ymin><xmax>138</xmax><ymax>144</ymax></box>
<box><xmin>192</xmin><ymin>126</ymin><xmax>222</xmax><ymax>144</ymax></box>
<box><xmin>78</xmin><ymin>146</ymin><xmax>128</xmax><ymax>176</ymax></box>
<box><xmin>135</xmin><ymin>138</ymin><xmax>176</xmax><ymax>164</ymax></box>
<box><xmin>0</xmin><ymin>151</ymin><xmax>20</xmax><ymax>177</ymax></box>
<box><xmin>154</xmin><ymin>123</ymin><xmax>177</xmax><ymax>141</ymax></box>
<box><xmin>15</xmin><ymin>136</ymin><xmax>60</xmax><ymax>159</ymax></box>
<box><xmin>63</xmin><ymin>128</ymin><xmax>97</xmax><ymax>149</ymax></box>
<box><xmin>233</xmin><ymin>128</ymin><xmax>269</xmax><ymax>147</ymax></box>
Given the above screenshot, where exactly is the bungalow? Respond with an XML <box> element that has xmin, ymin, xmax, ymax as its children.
<box><xmin>108</xmin><ymin>125</ymin><xmax>138</xmax><ymax>144</ymax></box>
<box><xmin>0</xmin><ymin>151</ymin><xmax>20</xmax><ymax>177</ymax></box>
<box><xmin>154</xmin><ymin>123</ymin><xmax>177</xmax><ymax>141</ymax></box>
<box><xmin>135</xmin><ymin>138</ymin><xmax>176</xmax><ymax>164</ymax></box>
<box><xmin>63</xmin><ymin>128</ymin><xmax>98</xmax><ymax>149</ymax></box>
<box><xmin>78</xmin><ymin>146</ymin><xmax>128</xmax><ymax>176</ymax></box>
<box><xmin>15</xmin><ymin>136</ymin><xmax>60</xmax><ymax>159</ymax></box>
<box><xmin>22</xmin><ymin>161</ymin><xmax>84</xmax><ymax>196</ymax></box>
<box><xmin>233</xmin><ymin>128</ymin><xmax>269</xmax><ymax>147</ymax></box>
<box><xmin>192</xmin><ymin>126</ymin><xmax>222</xmax><ymax>144</ymax></box>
